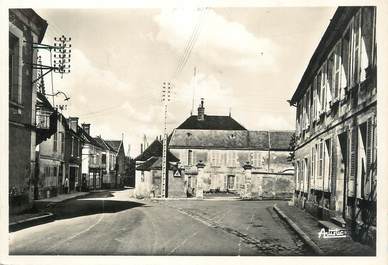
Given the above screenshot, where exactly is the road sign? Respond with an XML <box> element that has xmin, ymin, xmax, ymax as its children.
<box><xmin>174</xmin><ymin>170</ymin><xmax>181</xmax><ymax>177</ymax></box>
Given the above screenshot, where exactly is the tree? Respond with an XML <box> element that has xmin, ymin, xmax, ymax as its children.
<box><xmin>287</xmin><ymin>132</ymin><xmax>296</xmax><ymax>163</ymax></box>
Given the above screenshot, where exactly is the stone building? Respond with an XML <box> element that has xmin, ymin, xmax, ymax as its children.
<box><xmin>134</xmin><ymin>100</ymin><xmax>294</xmax><ymax>199</ymax></box>
<box><xmin>35</xmin><ymin>112</ymin><xmax>66</xmax><ymax>199</ymax></box>
<box><xmin>134</xmin><ymin>139</ymin><xmax>180</xmax><ymax>198</ymax></box>
<box><xmin>289</xmin><ymin>7</ymin><xmax>376</xmax><ymax>245</ymax></box>
<box><xmin>80</xmin><ymin>124</ymin><xmax>105</xmax><ymax>190</ymax></box>
<box><xmin>169</xmin><ymin>99</ymin><xmax>294</xmax><ymax>199</ymax></box>
<box><xmin>64</xmin><ymin>117</ymin><xmax>84</xmax><ymax>192</ymax></box>
<box><xmin>9</xmin><ymin>9</ymin><xmax>48</xmax><ymax>213</ymax></box>
<box><xmin>105</xmin><ymin>140</ymin><xmax>126</xmax><ymax>187</ymax></box>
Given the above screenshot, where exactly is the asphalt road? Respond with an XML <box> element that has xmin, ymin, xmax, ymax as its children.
<box><xmin>9</xmin><ymin>190</ymin><xmax>311</xmax><ymax>255</ymax></box>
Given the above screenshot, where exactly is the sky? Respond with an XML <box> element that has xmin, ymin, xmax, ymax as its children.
<box><xmin>35</xmin><ymin>7</ymin><xmax>336</xmax><ymax>158</ymax></box>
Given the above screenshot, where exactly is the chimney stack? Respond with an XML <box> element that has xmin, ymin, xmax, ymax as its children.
<box><xmin>141</xmin><ymin>143</ymin><xmax>143</xmax><ymax>153</ymax></box>
<box><xmin>69</xmin><ymin>117</ymin><xmax>79</xmax><ymax>132</ymax></box>
<box><xmin>197</xmin><ymin>98</ymin><xmax>205</xmax><ymax>121</ymax></box>
<box><xmin>82</xmin><ymin>123</ymin><xmax>90</xmax><ymax>135</ymax></box>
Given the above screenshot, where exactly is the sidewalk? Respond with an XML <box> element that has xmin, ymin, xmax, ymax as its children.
<box><xmin>10</xmin><ymin>191</ymin><xmax>90</xmax><ymax>232</ymax></box>
<box><xmin>274</xmin><ymin>202</ymin><xmax>375</xmax><ymax>256</ymax></box>
<box><xmin>34</xmin><ymin>191</ymin><xmax>89</xmax><ymax>203</ymax></box>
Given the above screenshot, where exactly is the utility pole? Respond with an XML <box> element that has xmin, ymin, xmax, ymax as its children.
<box><xmin>161</xmin><ymin>81</ymin><xmax>172</xmax><ymax>198</ymax></box>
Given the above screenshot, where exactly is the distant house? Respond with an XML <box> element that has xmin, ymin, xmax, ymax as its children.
<box><xmin>134</xmin><ymin>139</ymin><xmax>179</xmax><ymax>198</ymax></box>
<box><xmin>64</xmin><ymin>117</ymin><xmax>84</xmax><ymax>192</ymax></box>
<box><xmin>93</xmin><ymin>136</ymin><xmax>118</xmax><ymax>189</ymax></box>
<box><xmin>135</xmin><ymin>99</ymin><xmax>295</xmax><ymax>199</ymax></box>
<box><xmin>9</xmin><ymin>9</ymin><xmax>48</xmax><ymax>213</ymax></box>
<box><xmin>105</xmin><ymin>140</ymin><xmax>126</xmax><ymax>188</ymax></box>
<box><xmin>80</xmin><ymin>124</ymin><xmax>105</xmax><ymax>190</ymax></box>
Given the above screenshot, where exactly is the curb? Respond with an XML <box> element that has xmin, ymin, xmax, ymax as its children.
<box><xmin>273</xmin><ymin>204</ymin><xmax>324</xmax><ymax>255</ymax></box>
<box><xmin>33</xmin><ymin>192</ymin><xmax>90</xmax><ymax>209</ymax></box>
<box><xmin>9</xmin><ymin>212</ymin><xmax>55</xmax><ymax>232</ymax></box>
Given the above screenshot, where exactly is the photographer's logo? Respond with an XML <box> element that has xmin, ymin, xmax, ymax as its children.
<box><xmin>318</xmin><ymin>228</ymin><xmax>348</xmax><ymax>239</ymax></box>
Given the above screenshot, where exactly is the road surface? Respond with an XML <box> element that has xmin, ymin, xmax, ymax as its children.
<box><xmin>9</xmin><ymin>190</ymin><xmax>311</xmax><ymax>255</ymax></box>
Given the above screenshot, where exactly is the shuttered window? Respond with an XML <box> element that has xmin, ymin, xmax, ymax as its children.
<box><xmin>348</xmin><ymin>127</ymin><xmax>358</xmax><ymax>197</ymax></box>
<box><xmin>353</xmin><ymin>11</ymin><xmax>361</xmax><ymax>84</ymax></box>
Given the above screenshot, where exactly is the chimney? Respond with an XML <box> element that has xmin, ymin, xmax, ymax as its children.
<box><xmin>197</xmin><ymin>98</ymin><xmax>205</xmax><ymax>121</ymax></box>
<box><xmin>69</xmin><ymin>117</ymin><xmax>79</xmax><ymax>132</ymax></box>
<box><xmin>82</xmin><ymin>123</ymin><xmax>90</xmax><ymax>135</ymax></box>
<box><xmin>141</xmin><ymin>143</ymin><xmax>143</xmax><ymax>153</ymax></box>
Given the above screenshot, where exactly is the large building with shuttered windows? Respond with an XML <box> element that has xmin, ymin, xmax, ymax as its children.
<box><xmin>288</xmin><ymin>7</ymin><xmax>376</xmax><ymax>245</ymax></box>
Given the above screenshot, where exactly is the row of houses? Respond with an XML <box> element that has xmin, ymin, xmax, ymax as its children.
<box><xmin>134</xmin><ymin>99</ymin><xmax>295</xmax><ymax>200</ymax></box>
<box><xmin>289</xmin><ymin>6</ymin><xmax>376</xmax><ymax>245</ymax></box>
<box><xmin>9</xmin><ymin>9</ymin><xmax>126</xmax><ymax>214</ymax></box>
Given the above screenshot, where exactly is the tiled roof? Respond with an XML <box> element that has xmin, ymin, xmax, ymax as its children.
<box><xmin>177</xmin><ymin>115</ymin><xmax>246</xmax><ymax>130</ymax></box>
<box><xmin>135</xmin><ymin>156</ymin><xmax>177</xmax><ymax>171</ymax></box>
<box><xmin>104</xmin><ymin>140</ymin><xmax>122</xmax><ymax>152</ymax></box>
<box><xmin>93</xmin><ymin>136</ymin><xmax>113</xmax><ymax>151</ymax></box>
<box><xmin>169</xmin><ymin>129</ymin><xmax>294</xmax><ymax>151</ymax></box>
<box><xmin>79</xmin><ymin>128</ymin><xmax>104</xmax><ymax>149</ymax></box>
<box><xmin>135</xmin><ymin>156</ymin><xmax>160</xmax><ymax>171</ymax></box>
<box><xmin>135</xmin><ymin>139</ymin><xmax>179</xmax><ymax>162</ymax></box>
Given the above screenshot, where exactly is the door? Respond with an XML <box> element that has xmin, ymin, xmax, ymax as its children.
<box><xmin>69</xmin><ymin>167</ymin><xmax>76</xmax><ymax>192</ymax></box>
<box><xmin>227</xmin><ymin>175</ymin><xmax>235</xmax><ymax>191</ymax></box>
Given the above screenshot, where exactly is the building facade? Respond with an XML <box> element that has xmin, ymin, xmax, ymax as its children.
<box><xmin>289</xmin><ymin>7</ymin><xmax>376</xmax><ymax>245</ymax></box>
<box><xmin>105</xmin><ymin>140</ymin><xmax>126</xmax><ymax>188</ymax></box>
<box><xmin>36</xmin><ymin>113</ymin><xmax>66</xmax><ymax>199</ymax></box>
<box><xmin>64</xmin><ymin>117</ymin><xmax>84</xmax><ymax>192</ymax></box>
<box><xmin>80</xmin><ymin>124</ymin><xmax>104</xmax><ymax>190</ymax></box>
<box><xmin>135</xmin><ymin>100</ymin><xmax>294</xmax><ymax>199</ymax></box>
<box><xmin>169</xmin><ymin>129</ymin><xmax>294</xmax><ymax>199</ymax></box>
<box><xmin>9</xmin><ymin>9</ymin><xmax>48</xmax><ymax>213</ymax></box>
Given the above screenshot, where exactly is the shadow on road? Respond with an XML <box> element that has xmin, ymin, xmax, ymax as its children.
<box><xmin>47</xmin><ymin>191</ymin><xmax>146</xmax><ymax>221</ymax></box>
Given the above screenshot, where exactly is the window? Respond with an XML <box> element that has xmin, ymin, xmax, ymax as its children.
<box><xmin>321</xmin><ymin>63</ymin><xmax>327</xmax><ymax>112</ymax></box>
<box><xmin>141</xmin><ymin>171</ymin><xmax>145</xmax><ymax>182</ymax></box>
<box><xmin>60</xmin><ymin>132</ymin><xmax>65</xmax><ymax>154</ymax></box>
<box><xmin>359</xmin><ymin>117</ymin><xmax>376</xmax><ymax>199</ymax></box>
<box><xmin>360</xmin><ymin>7</ymin><xmax>375</xmax><ymax>80</ymax></box>
<box><xmin>9</xmin><ymin>33</ymin><xmax>21</xmax><ymax>103</ymax></box>
<box><xmin>341</xmin><ymin>26</ymin><xmax>352</xmax><ymax>91</ymax></box>
<box><xmin>324</xmin><ymin>138</ymin><xmax>332</xmax><ymax>192</ymax></box>
<box><xmin>348</xmin><ymin>127</ymin><xmax>358</xmax><ymax>197</ymax></box>
<box><xmin>53</xmin><ymin>133</ymin><xmax>58</xmax><ymax>152</ymax></box>
<box><xmin>352</xmin><ymin>11</ymin><xmax>361</xmax><ymax>84</ymax></box>
<box><xmin>76</xmin><ymin>139</ymin><xmax>79</xmax><ymax>157</ymax></box>
<box><xmin>334</xmin><ymin>42</ymin><xmax>342</xmax><ymax>99</ymax></box>
<box><xmin>311</xmin><ymin>146</ymin><xmax>316</xmax><ymax>190</ymax></box>
<box><xmin>188</xmin><ymin>150</ymin><xmax>193</xmax><ymax>165</ymax></box>
<box><xmin>53</xmin><ymin>166</ymin><xmax>57</xmax><ymax>177</ymax></box>
<box><xmin>71</xmin><ymin>136</ymin><xmax>74</xmax><ymax>156</ymax></box>
<box><xmin>102</xmin><ymin>154</ymin><xmax>107</xmax><ymax>164</ymax></box>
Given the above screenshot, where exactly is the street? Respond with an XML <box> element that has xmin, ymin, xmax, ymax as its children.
<box><xmin>9</xmin><ymin>190</ymin><xmax>311</xmax><ymax>255</ymax></box>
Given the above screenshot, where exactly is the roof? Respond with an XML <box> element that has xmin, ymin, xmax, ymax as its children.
<box><xmin>104</xmin><ymin>140</ymin><xmax>122</xmax><ymax>153</ymax></box>
<box><xmin>135</xmin><ymin>139</ymin><xmax>179</xmax><ymax>162</ymax></box>
<box><xmin>177</xmin><ymin>115</ymin><xmax>246</xmax><ymax>130</ymax></box>
<box><xmin>135</xmin><ymin>156</ymin><xmax>177</xmax><ymax>171</ymax></box>
<box><xmin>135</xmin><ymin>156</ymin><xmax>160</xmax><ymax>171</ymax></box>
<box><xmin>79</xmin><ymin>127</ymin><xmax>105</xmax><ymax>149</ymax></box>
<box><xmin>289</xmin><ymin>7</ymin><xmax>358</xmax><ymax>104</ymax></box>
<box><xmin>93</xmin><ymin>136</ymin><xmax>111</xmax><ymax>151</ymax></box>
<box><xmin>169</xmin><ymin>129</ymin><xmax>294</xmax><ymax>151</ymax></box>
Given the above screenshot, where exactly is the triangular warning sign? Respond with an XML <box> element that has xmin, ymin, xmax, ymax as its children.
<box><xmin>174</xmin><ymin>170</ymin><xmax>181</xmax><ymax>177</ymax></box>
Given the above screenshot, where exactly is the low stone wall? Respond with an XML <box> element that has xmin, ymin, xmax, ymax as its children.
<box><xmin>250</xmin><ymin>172</ymin><xmax>294</xmax><ymax>200</ymax></box>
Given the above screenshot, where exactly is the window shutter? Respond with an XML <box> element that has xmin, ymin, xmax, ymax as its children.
<box><xmin>331</xmin><ymin>136</ymin><xmax>337</xmax><ymax>194</ymax></box>
<box><xmin>348</xmin><ymin>127</ymin><xmax>358</xmax><ymax>197</ymax></box>
<box><xmin>364</xmin><ymin>117</ymin><xmax>373</xmax><ymax>198</ymax></box>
